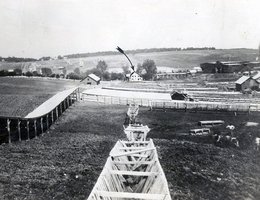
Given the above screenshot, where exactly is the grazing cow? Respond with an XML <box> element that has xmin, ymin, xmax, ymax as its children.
<box><xmin>255</xmin><ymin>137</ymin><xmax>260</xmax><ymax>151</ymax></box>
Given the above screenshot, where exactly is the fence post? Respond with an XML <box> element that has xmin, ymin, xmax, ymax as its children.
<box><xmin>60</xmin><ymin>103</ymin><xmax>62</xmax><ymax>114</ymax></box>
<box><xmin>40</xmin><ymin>117</ymin><xmax>43</xmax><ymax>134</ymax></box>
<box><xmin>56</xmin><ymin>107</ymin><xmax>59</xmax><ymax>119</ymax></box>
<box><xmin>66</xmin><ymin>97</ymin><xmax>69</xmax><ymax>108</ymax></box>
<box><xmin>34</xmin><ymin>119</ymin><xmax>37</xmax><ymax>138</ymax></box>
<box><xmin>27</xmin><ymin>120</ymin><xmax>30</xmax><ymax>140</ymax></box>
<box><xmin>46</xmin><ymin>114</ymin><xmax>49</xmax><ymax>128</ymax></box>
<box><xmin>69</xmin><ymin>95</ymin><xmax>72</xmax><ymax>106</ymax></box>
<box><xmin>51</xmin><ymin>110</ymin><xmax>54</xmax><ymax>123</ymax></box>
<box><xmin>18</xmin><ymin>119</ymin><xmax>21</xmax><ymax>142</ymax></box>
<box><xmin>7</xmin><ymin>119</ymin><xmax>11</xmax><ymax>144</ymax></box>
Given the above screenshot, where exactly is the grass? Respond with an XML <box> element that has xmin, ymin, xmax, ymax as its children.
<box><xmin>0</xmin><ymin>77</ymin><xmax>78</xmax><ymax>117</ymax></box>
<box><xmin>0</xmin><ymin>101</ymin><xmax>259</xmax><ymax>199</ymax></box>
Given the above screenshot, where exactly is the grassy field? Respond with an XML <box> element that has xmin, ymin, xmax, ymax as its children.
<box><xmin>0</xmin><ymin>49</ymin><xmax>258</xmax><ymax>73</ymax></box>
<box><xmin>0</xmin><ymin>77</ymin><xmax>79</xmax><ymax>117</ymax></box>
<box><xmin>0</xmin><ymin>101</ymin><xmax>259</xmax><ymax>200</ymax></box>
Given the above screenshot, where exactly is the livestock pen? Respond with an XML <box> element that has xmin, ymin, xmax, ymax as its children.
<box><xmin>0</xmin><ymin>87</ymin><xmax>80</xmax><ymax>144</ymax></box>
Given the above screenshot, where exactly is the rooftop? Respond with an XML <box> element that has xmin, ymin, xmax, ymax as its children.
<box><xmin>235</xmin><ymin>76</ymin><xmax>250</xmax><ymax>84</ymax></box>
<box><xmin>88</xmin><ymin>73</ymin><xmax>101</xmax><ymax>82</ymax></box>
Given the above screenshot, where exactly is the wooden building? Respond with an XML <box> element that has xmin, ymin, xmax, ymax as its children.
<box><xmin>126</xmin><ymin>72</ymin><xmax>143</xmax><ymax>82</ymax></box>
<box><xmin>81</xmin><ymin>73</ymin><xmax>101</xmax><ymax>85</ymax></box>
<box><xmin>235</xmin><ymin>75</ymin><xmax>259</xmax><ymax>92</ymax></box>
<box><xmin>200</xmin><ymin>61</ymin><xmax>260</xmax><ymax>73</ymax></box>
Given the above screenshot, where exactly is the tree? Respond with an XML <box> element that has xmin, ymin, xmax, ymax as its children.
<box><xmin>111</xmin><ymin>72</ymin><xmax>124</xmax><ymax>80</ymax></box>
<box><xmin>122</xmin><ymin>65</ymin><xmax>131</xmax><ymax>74</ymax></box>
<box><xmin>41</xmin><ymin>67</ymin><xmax>52</xmax><ymax>76</ymax></box>
<box><xmin>66</xmin><ymin>72</ymin><xmax>81</xmax><ymax>80</ymax></box>
<box><xmin>25</xmin><ymin>71</ymin><xmax>33</xmax><ymax>77</ymax></box>
<box><xmin>137</xmin><ymin>59</ymin><xmax>157</xmax><ymax>80</ymax></box>
<box><xmin>74</xmin><ymin>67</ymin><xmax>80</xmax><ymax>75</ymax></box>
<box><xmin>96</xmin><ymin>60</ymin><xmax>108</xmax><ymax>74</ymax></box>
<box><xmin>14</xmin><ymin>68</ymin><xmax>22</xmax><ymax>76</ymax></box>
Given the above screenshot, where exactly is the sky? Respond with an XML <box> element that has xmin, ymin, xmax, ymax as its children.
<box><xmin>0</xmin><ymin>0</ymin><xmax>260</xmax><ymax>58</ymax></box>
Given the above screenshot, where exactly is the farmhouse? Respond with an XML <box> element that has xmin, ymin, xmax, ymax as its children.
<box><xmin>200</xmin><ymin>61</ymin><xmax>260</xmax><ymax>73</ymax></box>
<box><xmin>126</xmin><ymin>71</ymin><xmax>143</xmax><ymax>82</ymax></box>
<box><xmin>81</xmin><ymin>73</ymin><xmax>100</xmax><ymax>85</ymax></box>
<box><xmin>235</xmin><ymin>75</ymin><xmax>259</xmax><ymax>92</ymax></box>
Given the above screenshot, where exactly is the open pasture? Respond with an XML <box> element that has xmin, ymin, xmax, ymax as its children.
<box><xmin>0</xmin><ymin>102</ymin><xmax>259</xmax><ymax>199</ymax></box>
<box><xmin>0</xmin><ymin>77</ymin><xmax>78</xmax><ymax>117</ymax></box>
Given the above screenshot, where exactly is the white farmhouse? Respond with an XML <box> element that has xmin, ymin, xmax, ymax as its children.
<box><xmin>126</xmin><ymin>71</ymin><xmax>143</xmax><ymax>82</ymax></box>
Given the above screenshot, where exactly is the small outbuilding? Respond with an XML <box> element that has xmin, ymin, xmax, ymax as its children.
<box><xmin>81</xmin><ymin>73</ymin><xmax>101</xmax><ymax>85</ymax></box>
<box><xmin>170</xmin><ymin>91</ymin><xmax>194</xmax><ymax>101</ymax></box>
<box><xmin>235</xmin><ymin>75</ymin><xmax>259</xmax><ymax>92</ymax></box>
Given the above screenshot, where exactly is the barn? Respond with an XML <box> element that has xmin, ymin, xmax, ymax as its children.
<box><xmin>200</xmin><ymin>61</ymin><xmax>259</xmax><ymax>73</ymax></box>
<box><xmin>81</xmin><ymin>73</ymin><xmax>101</xmax><ymax>85</ymax></box>
<box><xmin>235</xmin><ymin>75</ymin><xmax>259</xmax><ymax>92</ymax></box>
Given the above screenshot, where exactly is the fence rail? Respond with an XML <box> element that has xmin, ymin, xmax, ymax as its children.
<box><xmin>0</xmin><ymin>87</ymin><xmax>80</xmax><ymax>144</ymax></box>
<box><xmin>82</xmin><ymin>93</ymin><xmax>260</xmax><ymax>113</ymax></box>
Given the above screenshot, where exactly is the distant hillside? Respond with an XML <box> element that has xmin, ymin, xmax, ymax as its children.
<box><xmin>0</xmin><ymin>48</ymin><xmax>258</xmax><ymax>73</ymax></box>
<box><xmin>64</xmin><ymin>47</ymin><xmax>215</xmax><ymax>59</ymax></box>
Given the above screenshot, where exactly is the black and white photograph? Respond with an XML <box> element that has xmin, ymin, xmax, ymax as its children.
<box><xmin>0</xmin><ymin>0</ymin><xmax>260</xmax><ymax>199</ymax></box>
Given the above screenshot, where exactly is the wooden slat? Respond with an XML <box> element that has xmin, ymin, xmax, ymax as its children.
<box><xmin>122</xmin><ymin>141</ymin><xmax>149</xmax><ymax>144</ymax></box>
<box><xmin>94</xmin><ymin>190</ymin><xmax>167</xmax><ymax>199</ymax></box>
<box><xmin>110</xmin><ymin>147</ymin><xmax>155</xmax><ymax>158</ymax></box>
<box><xmin>118</xmin><ymin>147</ymin><xmax>147</xmax><ymax>150</ymax></box>
<box><xmin>110</xmin><ymin>170</ymin><xmax>158</xmax><ymax>176</ymax></box>
<box><xmin>112</xmin><ymin>160</ymin><xmax>155</xmax><ymax>165</ymax></box>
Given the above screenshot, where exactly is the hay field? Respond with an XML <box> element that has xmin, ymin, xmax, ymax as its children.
<box><xmin>0</xmin><ymin>102</ymin><xmax>259</xmax><ymax>199</ymax></box>
<box><xmin>0</xmin><ymin>77</ymin><xmax>78</xmax><ymax>117</ymax></box>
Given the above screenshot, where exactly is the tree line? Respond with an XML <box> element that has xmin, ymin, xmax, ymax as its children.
<box><xmin>66</xmin><ymin>59</ymin><xmax>158</xmax><ymax>81</ymax></box>
<box><xmin>0</xmin><ymin>59</ymin><xmax>158</xmax><ymax>81</ymax></box>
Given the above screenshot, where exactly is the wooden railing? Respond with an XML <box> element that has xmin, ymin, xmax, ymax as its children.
<box><xmin>0</xmin><ymin>87</ymin><xmax>80</xmax><ymax>144</ymax></box>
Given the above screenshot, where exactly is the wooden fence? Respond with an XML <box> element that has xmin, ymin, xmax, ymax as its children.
<box><xmin>0</xmin><ymin>88</ymin><xmax>80</xmax><ymax>144</ymax></box>
<box><xmin>82</xmin><ymin>93</ymin><xmax>260</xmax><ymax>113</ymax></box>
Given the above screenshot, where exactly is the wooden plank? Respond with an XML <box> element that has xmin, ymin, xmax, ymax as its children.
<box><xmin>122</xmin><ymin>141</ymin><xmax>149</xmax><ymax>144</ymax></box>
<box><xmin>110</xmin><ymin>170</ymin><xmax>158</xmax><ymax>176</ymax></box>
<box><xmin>110</xmin><ymin>147</ymin><xmax>155</xmax><ymax>158</ymax></box>
<box><xmin>112</xmin><ymin>160</ymin><xmax>155</xmax><ymax>165</ymax></box>
<box><xmin>94</xmin><ymin>190</ymin><xmax>166</xmax><ymax>199</ymax></box>
<box><xmin>118</xmin><ymin>147</ymin><xmax>147</xmax><ymax>150</ymax></box>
